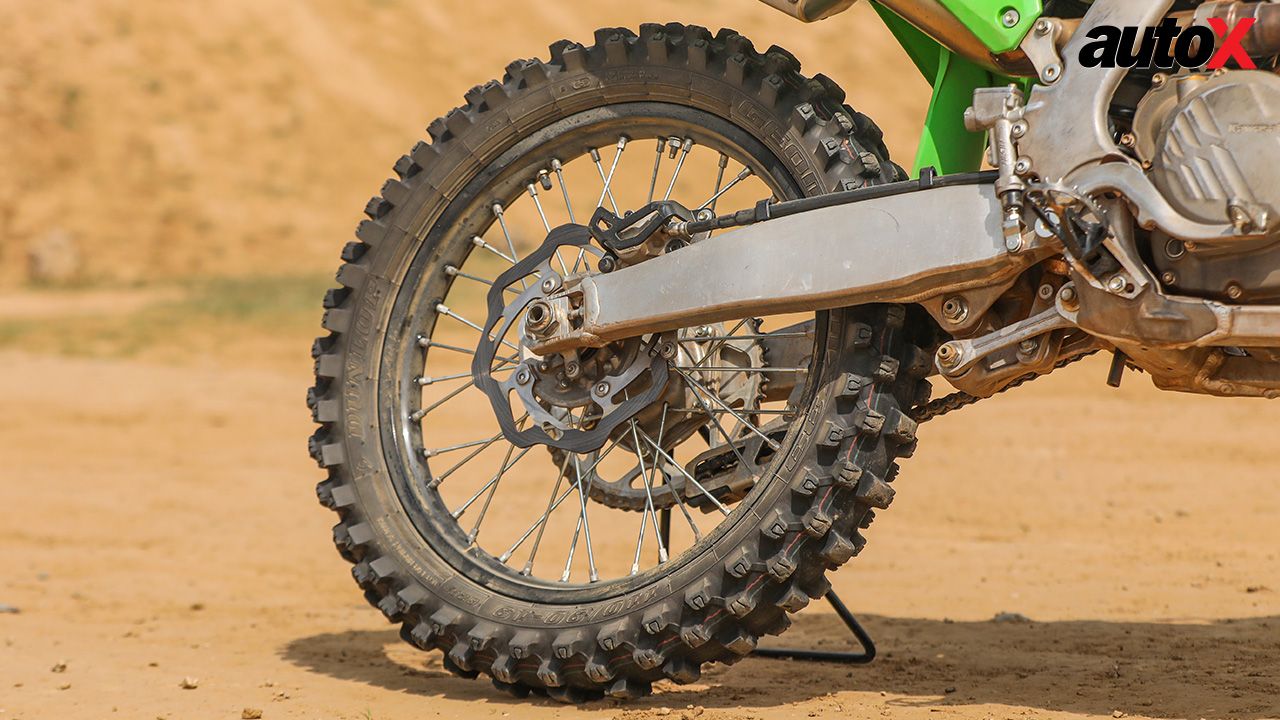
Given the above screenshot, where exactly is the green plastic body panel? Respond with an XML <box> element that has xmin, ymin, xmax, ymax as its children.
<box><xmin>868</xmin><ymin>0</ymin><xmax>1041</xmax><ymax>177</ymax></box>
<box><xmin>937</xmin><ymin>0</ymin><xmax>1043</xmax><ymax>54</ymax></box>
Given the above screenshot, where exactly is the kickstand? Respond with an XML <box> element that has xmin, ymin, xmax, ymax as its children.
<box><xmin>752</xmin><ymin>590</ymin><xmax>876</xmax><ymax>664</ymax></box>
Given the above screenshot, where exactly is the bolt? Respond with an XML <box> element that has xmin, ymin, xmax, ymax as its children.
<box><xmin>1002</xmin><ymin>8</ymin><xmax>1021</xmax><ymax>28</ymax></box>
<box><xmin>1034</xmin><ymin>18</ymin><xmax>1052</xmax><ymax>35</ymax></box>
<box><xmin>694</xmin><ymin>325</ymin><xmax>713</xmax><ymax>339</ymax></box>
<box><xmin>941</xmin><ymin>296</ymin><xmax>968</xmax><ymax>324</ymax></box>
<box><xmin>1227</xmin><ymin>283</ymin><xmax>1244</xmax><ymax>300</ymax></box>
<box><xmin>1161</xmin><ymin>271</ymin><xmax>1177</xmax><ymax>286</ymax></box>
<box><xmin>659</xmin><ymin>342</ymin><xmax>677</xmax><ymax>359</ymax></box>
<box><xmin>1005</xmin><ymin>234</ymin><xmax>1023</xmax><ymax>253</ymax></box>
<box><xmin>1018</xmin><ymin>338</ymin><xmax>1040</xmax><ymax>355</ymax></box>
<box><xmin>696</xmin><ymin>208</ymin><xmax>715</xmax><ymax>222</ymax></box>
<box><xmin>565</xmin><ymin>361</ymin><xmax>581</xmax><ymax>379</ymax></box>
<box><xmin>1119</xmin><ymin>132</ymin><xmax>1136</xmax><ymax>148</ymax></box>
<box><xmin>598</xmin><ymin>256</ymin><xmax>617</xmax><ymax>273</ymax></box>
<box><xmin>1014</xmin><ymin>158</ymin><xmax>1032</xmax><ymax>175</ymax></box>
<box><xmin>1108</xmin><ymin>275</ymin><xmax>1129</xmax><ymax>294</ymax></box>
<box><xmin>1059</xmin><ymin>285</ymin><xmax>1079</xmax><ymax>310</ymax></box>
<box><xmin>1038</xmin><ymin>283</ymin><xmax>1055</xmax><ymax>301</ymax></box>
<box><xmin>936</xmin><ymin>343</ymin><xmax>961</xmax><ymax>370</ymax></box>
<box><xmin>540</xmin><ymin>277</ymin><xmax>559</xmax><ymax>293</ymax></box>
<box><xmin>1043</xmin><ymin>64</ymin><xmax>1061</xmax><ymax>83</ymax></box>
<box><xmin>1152</xmin><ymin>73</ymin><xmax>1168</xmax><ymax>89</ymax></box>
<box><xmin>593</xmin><ymin>382</ymin><xmax>611</xmax><ymax>398</ymax></box>
<box><xmin>1011</xmin><ymin>121</ymin><xmax>1028</xmax><ymax>138</ymax></box>
<box><xmin>516</xmin><ymin>368</ymin><xmax>532</xmax><ymax>385</ymax></box>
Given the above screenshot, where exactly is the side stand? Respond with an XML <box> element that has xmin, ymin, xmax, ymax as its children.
<box><xmin>752</xmin><ymin>590</ymin><xmax>876</xmax><ymax>664</ymax></box>
<box><xmin>656</xmin><ymin>509</ymin><xmax>876</xmax><ymax>664</ymax></box>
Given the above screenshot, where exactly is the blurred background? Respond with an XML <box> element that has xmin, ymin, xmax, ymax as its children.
<box><xmin>3</xmin><ymin>3</ymin><xmax>1277</xmax><ymax>720</ymax></box>
<box><xmin>0</xmin><ymin>0</ymin><xmax>926</xmax><ymax>288</ymax></box>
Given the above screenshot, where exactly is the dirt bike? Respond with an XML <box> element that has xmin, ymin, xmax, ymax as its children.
<box><xmin>308</xmin><ymin>0</ymin><xmax>1280</xmax><ymax>702</ymax></box>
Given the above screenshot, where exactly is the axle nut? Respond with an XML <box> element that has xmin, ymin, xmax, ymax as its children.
<box><xmin>936</xmin><ymin>343</ymin><xmax>961</xmax><ymax>370</ymax></box>
<box><xmin>941</xmin><ymin>296</ymin><xmax>969</xmax><ymax>324</ymax></box>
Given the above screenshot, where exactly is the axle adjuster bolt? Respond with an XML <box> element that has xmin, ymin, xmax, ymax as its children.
<box><xmin>936</xmin><ymin>342</ymin><xmax>961</xmax><ymax>370</ymax></box>
<box><xmin>1059</xmin><ymin>285</ymin><xmax>1079</xmax><ymax>310</ymax></box>
<box><xmin>941</xmin><ymin>296</ymin><xmax>968</xmax><ymax>324</ymax></box>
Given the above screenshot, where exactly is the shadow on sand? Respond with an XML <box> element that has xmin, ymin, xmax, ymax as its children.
<box><xmin>282</xmin><ymin>612</ymin><xmax>1280</xmax><ymax>718</ymax></box>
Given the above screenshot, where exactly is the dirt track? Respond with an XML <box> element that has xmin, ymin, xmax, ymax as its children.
<box><xmin>4</xmin><ymin>1</ymin><xmax>1280</xmax><ymax>718</ymax></box>
<box><xmin>2</xmin><ymin>305</ymin><xmax>1278</xmax><ymax>719</ymax></box>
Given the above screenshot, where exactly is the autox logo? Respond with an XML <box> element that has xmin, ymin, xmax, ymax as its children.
<box><xmin>1078</xmin><ymin>18</ymin><xmax>1256</xmax><ymax>70</ymax></box>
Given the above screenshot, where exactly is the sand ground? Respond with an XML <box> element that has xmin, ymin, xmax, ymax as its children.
<box><xmin>3</xmin><ymin>2</ymin><xmax>1280</xmax><ymax>718</ymax></box>
<box><xmin>1</xmin><ymin>283</ymin><xmax>1278</xmax><ymax>720</ymax></box>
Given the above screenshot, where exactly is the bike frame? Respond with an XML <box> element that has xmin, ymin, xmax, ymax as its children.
<box><xmin>868</xmin><ymin>0</ymin><xmax>1042</xmax><ymax>176</ymax></box>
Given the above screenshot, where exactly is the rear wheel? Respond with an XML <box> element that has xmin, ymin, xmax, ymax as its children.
<box><xmin>309</xmin><ymin>24</ymin><xmax>932</xmax><ymax>702</ymax></box>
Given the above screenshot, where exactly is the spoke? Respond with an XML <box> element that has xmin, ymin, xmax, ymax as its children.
<box><xmin>498</xmin><ymin>436</ymin><xmax>625</xmax><ymax>562</ymax></box>
<box><xmin>418</xmin><ymin>337</ymin><xmax>473</xmax><ymax>355</ymax></box>
<box><xmin>667</xmin><ymin>407</ymin><xmax>793</xmax><ymax>416</ymax></box>
<box><xmin>561</xmin><ymin>506</ymin><xmax>585</xmax><ymax>582</ymax></box>
<box><xmin>679</xmin><ymin>318</ymin><xmax>750</xmax><ymax>372</ymax></box>
<box><xmin>652</xmin><ymin>405</ymin><xmax>689</xmax><ymax>546</ymax></box>
<box><xmin>434</xmin><ymin>303</ymin><xmax>520</xmax><ymax>353</ymax></box>
<box><xmin>491</xmin><ymin>203</ymin><xmax>521</xmax><ymax>263</ymax></box>
<box><xmin>590</xmin><ymin>146</ymin><xmax>622</xmax><ymax>215</ymax></box>
<box><xmin>677</xmin><ymin>371</ymin><xmax>755</xmax><ymax>470</ymax></box>
<box><xmin>637</xmin><ymin>419</ymin><xmax>702</xmax><ymax>542</ymax></box>
<box><xmin>424</xmin><ymin>432</ymin><xmax>503</xmax><ymax>459</ymax></box>
<box><xmin>517</xmin><ymin>451</ymin><xmax>575</xmax><ymax>575</ymax></box>
<box><xmin>469</xmin><ymin>236</ymin><xmax>515</xmax><ymax>265</ymax></box>
<box><xmin>551</xmin><ymin>158</ymin><xmax>576</xmax><ymax>224</ymax></box>
<box><xmin>595</xmin><ymin>137</ymin><xmax>627</xmax><ymax>213</ymax></box>
<box><xmin>527</xmin><ymin>182</ymin><xmax>568</xmax><ymax>275</ymax></box>
<box><xmin>492</xmin><ymin>203</ymin><xmax>529</xmax><ymax>291</ymax></box>
<box><xmin>662</xmin><ymin>138</ymin><xmax>693</xmax><ymax>201</ymax></box>
<box><xmin>671</xmin><ymin>365</ymin><xmax>807</xmax><ymax>374</ymax></box>
<box><xmin>563</xmin><ymin>454</ymin><xmax>599</xmax><ymax>582</ymax></box>
<box><xmin>685</xmin><ymin>333</ymin><xmax>808</xmax><ymax>342</ymax></box>
<box><xmin>697</xmin><ymin>166</ymin><xmax>753</xmax><ymax>211</ymax></box>
<box><xmin>647</xmin><ymin>138</ymin><xmax>665</xmax><ymax>204</ymax></box>
<box><xmin>709</xmin><ymin>153</ymin><xmax>729</xmax><ymax>214</ymax></box>
<box><xmin>629</xmin><ymin>420</ymin><xmax>666</xmax><ymax>573</ymax></box>
<box><xmin>527</xmin><ymin>183</ymin><xmax>552</xmax><ymax>233</ymax></box>
<box><xmin>415</xmin><ymin>370</ymin><xmax>472</xmax><ymax>386</ymax></box>
<box><xmin>431</xmin><ymin>412</ymin><xmax>529</xmax><ymax>485</ymax></box>
<box><xmin>637</xmin><ymin>432</ymin><xmax>731</xmax><ymax>516</ymax></box>
<box><xmin>675</xmin><ymin>368</ymin><xmax>782</xmax><ymax>451</ymax></box>
<box><xmin>410</xmin><ymin>353</ymin><xmax>518</xmax><ymax>423</ymax></box>
<box><xmin>444</xmin><ymin>265</ymin><xmax>520</xmax><ymax>296</ymax></box>
<box><xmin>412</xmin><ymin>379</ymin><xmax>472</xmax><ymax>421</ymax></box>
<box><xmin>454</xmin><ymin>444</ymin><xmax>532</xmax><ymax>525</ymax></box>
<box><xmin>464</xmin><ymin>445</ymin><xmax>527</xmax><ymax>540</ymax></box>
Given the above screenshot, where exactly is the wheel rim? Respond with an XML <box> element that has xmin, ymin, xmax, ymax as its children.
<box><xmin>381</xmin><ymin>103</ymin><xmax>827</xmax><ymax>594</ymax></box>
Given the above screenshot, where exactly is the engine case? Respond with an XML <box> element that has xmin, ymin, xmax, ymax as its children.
<box><xmin>1135</xmin><ymin>71</ymin><xmax>1280</xmax><ymax>302</ymax></box>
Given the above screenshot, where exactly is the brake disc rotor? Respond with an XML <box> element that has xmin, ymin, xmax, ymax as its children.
<box><xmin>471</xmin><ymin>224</ymin><xmax>670</xmax><ymax>454</ymax></box>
